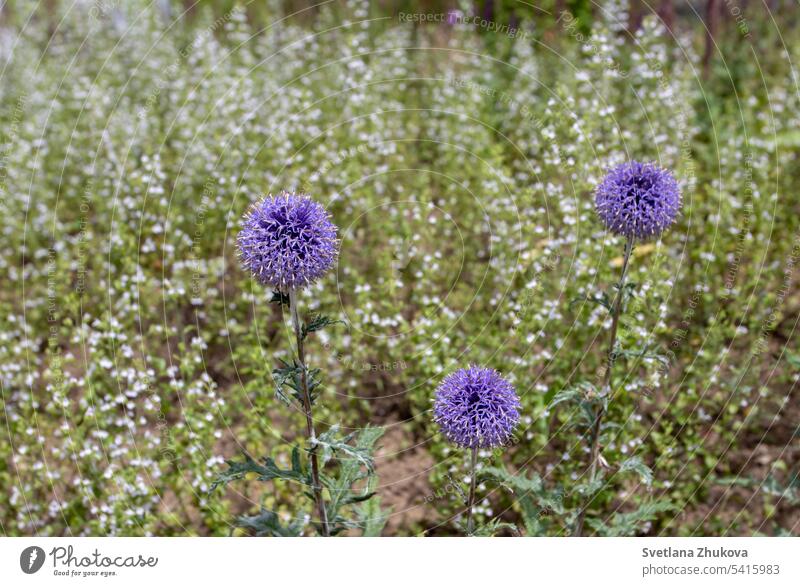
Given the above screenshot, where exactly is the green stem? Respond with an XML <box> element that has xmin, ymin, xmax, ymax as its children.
<box><xmin>466</xmin><ymin>446</ymin><xmax>478</xmax><ymax>536</ymax></box>
<box><xmin>288</xmin><ymin>288</ymin><xmax>330</xmax><ymax>537</ymax></box>
<box><xmin>574</xmin><ymin>236</ymin><xmax>634</xmax><ymax>536</ymax></box>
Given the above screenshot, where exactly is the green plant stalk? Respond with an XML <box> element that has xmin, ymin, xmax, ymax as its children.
<box><xmin>574</xmin><ymin>237</ymin><xmax>634</xmax><ymax>536</ymax></box>
<box><xmin>288</xmin><ymin>289</ymin><xmax>330</xmax><ymax>537</ymax></box>
<box><xmin>466</xmin><ymin>446</ymin><xmax>478</xmax><ymax>535</ymax></box>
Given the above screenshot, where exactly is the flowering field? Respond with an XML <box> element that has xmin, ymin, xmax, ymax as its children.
<box><xmin>1</xmin><ymin>0</ymin><xmax>798</xmax><ymax>537</ymax></box>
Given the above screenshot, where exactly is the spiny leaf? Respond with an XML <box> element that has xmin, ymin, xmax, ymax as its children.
<box><xmin>549</xmin><ymin>387</ymin><xmax>583</xmax><ymax>408</ymax></box>
<box><xmin>617</xmin><ymin>345</ymin><xmax>671</xmax><ymax>367</ymax></box>
<box><xmin>481</xmin><ymin>465</ymin><xmax>565</xmax><ymax>534</ymax></box>
<box><xmin>322</xmin><ymin>426</ymin><xmax>385</xmax><ymax>533</ymax></box>
<box><xmin>313</xmin><ymin>424</ymin><xmax>376</xmax><ymax>473</ymax></box>
<box><xmin>619</xmin><ymin>455</ymin><xmax>654</xmax><ymax>485</ymax></box>
<box><xmin>271</xmin><ymin>359</ymin><xmax>304</xmax><ymax>406</ymax></box>
<box><xmin>272</xmin><ymin>359</ymin><xmax>323</xmax><ymax>406</ymax></box>
<box><xmin>469</xmin><ymin>518</ymin><xmax>519</xmax><ymax>536</ymax></box>
<box><xmin>481</xmin><ymin>465</ymin><xmax>543</xmax><ymax>493</ymax></box>
<box><xmin>235</xmin><ymin>507</ymin><xmax>304</xmax><ymax>537</ymax></box>
<box><xmin>550</xmin><ymin>383</ymin><xmax>605</xmax><ymax>431</ymax></box>
<box><xmin>301</xmin><ymin>314</ymin><xmax>346</xmax><ymax>339</ymax></box>
<box><xmin>574</xmin><ymin>475</ymin><xmax>605</xmax><ymax>499</ymax></box>
<box><xmin>210</xmin><ymin>449</ymin><xmax>309</xmax><ymax>492</ymax></box>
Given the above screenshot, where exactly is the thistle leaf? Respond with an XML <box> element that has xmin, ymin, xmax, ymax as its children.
<box><xmin>272</xmin><ymin>359</ymin><xmax>323</xmax><ymax>405</ymax></box>
<box><xmin>235</xmin><ymin>507</ymin><xmax>304</xmax><ymax>537</ymax></box>
<box><xmin>549</xmin><ymin>387</ymin><xmax>583</xmax><ymax>408</ymax></box>
<box><xmin>210</xmin><ymin>450</ymin><xmax>309</xmax><ymax>492</ymax></box>
<box><xmin>321</xmin><ymin>426</ymin><xmax>385</xmax><ymax>533</ymax></box>
<box><xmin>301</xmin><ymin>314</ymin><xmax>345</xmax><ymax>340</ymax></box>
<box><xmin>480</xmin><ymin>465</ymin><xmax>565</xmax><ymax>535</ymax></box>
<box><xmin>356</xmin><ymin>479</ymin><xmax>391</xmax><ymax>536</ymax></box>
<box><xmin>469</xmin><ymin>518</ymin><xmax>519</xmax><ymax>536</ymax></box>
<box><xmin>587</xmin><ymin>500</ymin><xmax>674</xmax><ymax>536</ymax></box>
<box><xmin>619</xmin><ymin>455</ymin><xmax>654</xmax><ymax>485</ymax></box>
<box><xmin>313</xmin><ymin>424</ymin><xmax>376</xmax><ymax>473</ymax></box>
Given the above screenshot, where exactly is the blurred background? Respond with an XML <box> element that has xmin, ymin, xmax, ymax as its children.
<box><xmin>0</xmin><ymin>0</ymin><xmax>798</xmax><ymax>536</ymax></box>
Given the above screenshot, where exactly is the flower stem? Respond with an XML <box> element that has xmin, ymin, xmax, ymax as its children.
<box><xmin>574</xmin><ymin>236</ymin><xmax>634</xmax><ymax>536</ymax></box>
<box><xmin>288</xmin><ymin>289</ymin><xmax>330</xmax><ymax>537</ymax></box>
<box><xmin>466</xmin><ymin>446</ymin><xmax>478</xmax><ymax>535</ymax></box>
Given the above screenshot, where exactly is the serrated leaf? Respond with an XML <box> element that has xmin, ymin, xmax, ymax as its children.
<box><xmin>313</xmin><ymin>424</ymin><xmax>376</xmax><ymax>473</ymax></box>
<box><xmin>235</xmin><ymin>507</ymin><xmax>304</xmax><ymax>537</ymax></box>
<box><xmin>321</xmin><ymin>426</ymin><xmax>384</xmax><ymax>533</ymax></box>
<box><xmin>272</xmin><ymin>359</ymin><xmax>323</xmax><ymax>406</ymax></box>
<box><xmin>210</xmin><ymin>450</ymin><xmax>309</xmax><ymax>492</ymax></box>
<box><xmin>617</xmin><ymin>344</ymin><xmax>671</xmax><ymax>367</ymax></box>
<box><xmin>271</xmin><ymin>359</ymin><xmax>304</xmax><ymax>405</ymax></box>
<box><xmin>574</xmin><ymin>475</ymin><xmax>605</xmax><ymax>499</ymax></box>
<box><xmin>551</xmin><ymin>382</ymin><xmax>600</xmax><ymax>408</ymax></box>
<box><xmin>301</xmin><ymin>314</ymin><xmax>345</xmax><ymax>340</ymax></box>
<box><xmin>549</xmin><ymin>387</ymin><xmax>583</xmax><ymax>408</ymax></box>
<box><xmin>480</xmin><ymin>465</ymin><xmax>565</xmax><ymax>535</ymax></box>
<box><xmin>619</xmin><ymin>455</ymin><xmax>654</xmax><ymax>485</ymax></box>
<box><xmin>469</xmin><ymin>518</ymin><xmax>519</xmax><ymax>536</ymax></box>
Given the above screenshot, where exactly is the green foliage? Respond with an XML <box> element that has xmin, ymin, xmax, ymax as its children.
<box><xmin>587</xmin><ymin>501</ymin><xmax>676</xmax><ymax>537</ymax></box>
<box><xmin>480</xmin><ymin>466</ymin><xmax>565</xmax><ymax>535</ymax></box>
<box><xmin>720</xmin><ymin>470</ymin><xmax>800</xmax><ymax>506</ymax></box>
<box><xmin>315</xmin><ymin>425</ymin><xmax>378</xmax><ymax>473</ymax></box>
<box><xmin>1</xmin><ymin>0</ymin><xmax>797</xmax><ymax>537</ymax></box>
<box><xmin>272</xmin><ymin>360</ymin><xmax>323</xmax><ymax>407</ymax></box>
<box><xmin>549</xmin><ymin>382</ymin><xmax>606</xmax><ymax>430</ymax></box>
<box><xmin>235</xmin><ymin>507</ymin><xmax>305</xmax><ymax>537</ymax></box>
<box><xmin>470</xmin><ymin>519</ymin><xmax>520</xmax><ymax>537</ymax></box>
<box><xmin>323</xmin><ymin>427</ymin><xmax>388</xmax><ymax>534</ymax></box>
<box><xmin>301</xmin><ymin>315</ymin><xmax>346</xmax><ymax>340</ymax></box>
<box><xmin>213</xmin><ymin>428</ymin><xmax>387</xmax><ymax>536</ymax></box>
<box><xmin>618</xmin><ymin>456</ymin><xmax>654</xmax><ymax>486</ymax></box>
<box><xmin>210</xmin><ymin>448</ymin><xmax>310</xmax><ymax>492</ymax></box>
<box><xmin>355</xmin><ymin>479</ymin><xmax>391</xmax><ymax>537</ymax></box>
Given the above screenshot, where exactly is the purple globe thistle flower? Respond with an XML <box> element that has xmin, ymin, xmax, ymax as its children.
<box><xmin>237</xmin><ymin>192</ymin><xmax>338</xmax><ymax>290</ymax></box>
<box><xmin>595</xmin><ymin>161</ymin><xmax>681</xmax><ymax>240</ymax></box>
<box><xmin>434</xmin><ymin>366</ymin><xmax>520</xmax><ymax>449</ymax></box>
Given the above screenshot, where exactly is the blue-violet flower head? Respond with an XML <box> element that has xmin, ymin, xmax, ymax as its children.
<box><xmin>595</xmin><ymin>161</ymin><xmax>681</xmax><ymax>240</ymax></box>
<box><xmin>433</xmin><ymin>365</ymin><xmax>520</xmax><ymax>449</ymax></box>
<box><xmin>238</xmin><ymin>192</ymin><xmax>338</xmax><ymax>290</ymax></box>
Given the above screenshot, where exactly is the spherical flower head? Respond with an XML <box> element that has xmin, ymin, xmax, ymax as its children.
<box><xmin>595</xmin><ymin>161</ymin><xmax>681</xmax><ymax>240</ymax></box>
<box><xmin>237</xmin><ymin>192</ymin><xmax>338</xmax><ymax>290</ymax></box>
<box><xmin>433</xmin><ymin>366</ymin><xmax>520</xmax><ymax>449</ymax></box>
